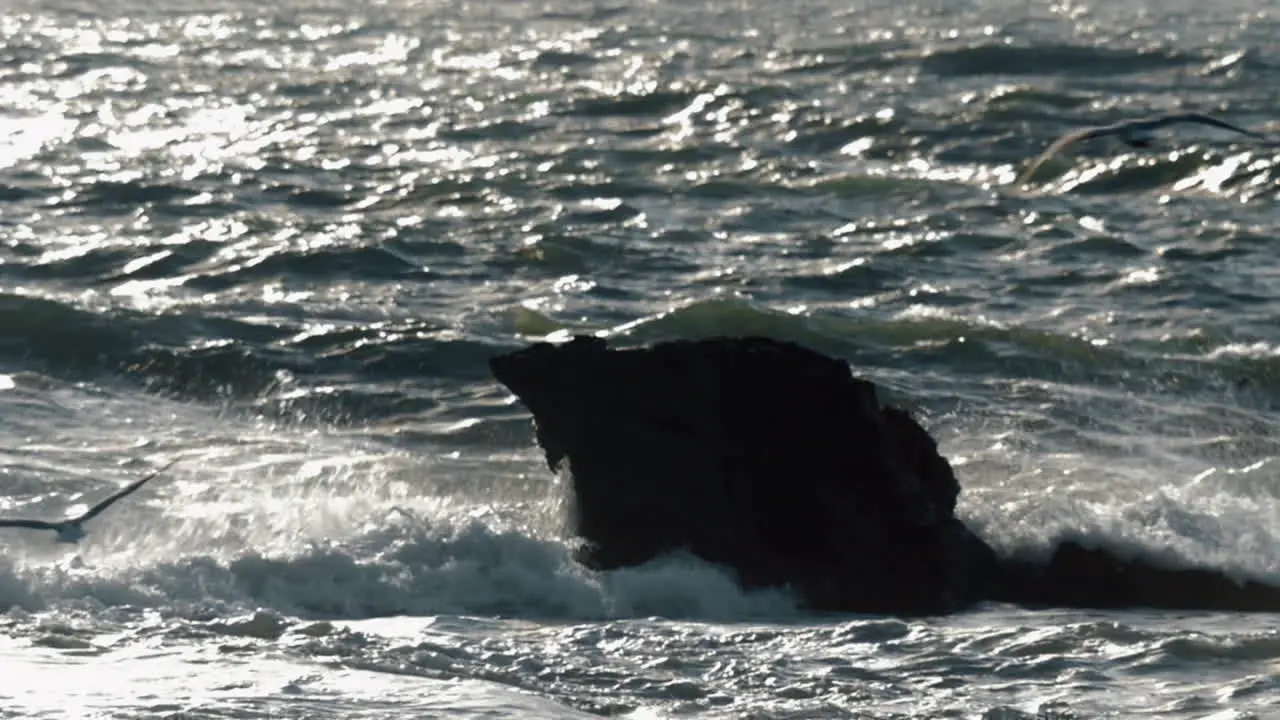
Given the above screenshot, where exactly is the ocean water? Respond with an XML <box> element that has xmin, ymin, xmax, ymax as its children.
<box><xmin>1</xmin><ymin>0</ymin><xmax>1279</xmax><ymax>717</ymax></box>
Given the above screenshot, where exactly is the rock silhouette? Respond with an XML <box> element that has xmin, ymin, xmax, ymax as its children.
<box><xmin>490</xmin><ymin>334</ymin><xmax>1280</xmax><ymax>615</ymax></box>
<box><xmin>994</xmin><ymin>542</ymin><xmax>1280</xmax><ymax>612</ymax></box>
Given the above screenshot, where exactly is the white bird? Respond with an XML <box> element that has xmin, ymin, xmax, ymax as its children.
<box><xmin>1017</xmin><ymin>111</ymin><xmax>1272</xmax><ymax>184</ymax></box>
<box><xmin>0</xmin><ymin>460</ymin><xmax>179</xmax><ymax>543</ymax></box>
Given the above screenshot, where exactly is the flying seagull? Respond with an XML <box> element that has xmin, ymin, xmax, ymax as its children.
<box><xmin>1017</xmin><ymin>112</ymin><xmax>1271</xmax><ymax>184</ymax></box>
<box><xmin>0</xmin><ymin>459</ymin><xmax>179</xmax><ymax>543</ymax></box>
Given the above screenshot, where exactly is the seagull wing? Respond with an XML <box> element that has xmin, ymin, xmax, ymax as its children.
<box><xmin>1158</xmin><ymin>112</ymin><xmax>1269</xmax><ymax>140</ymax></box>
<box><xmin>1017</xmin><ymin>126</ymin><xmax>1118</xmax><ymax>184</ymax></box>
<box><xmin>0</xmin><ymin>518</ymin><xmax>60</xmax><ymax>531</ymax></box>
<box><xmin>75</xmin><ymin>459</ymin><xmax>179</xmax><ymax>523</ymax></box>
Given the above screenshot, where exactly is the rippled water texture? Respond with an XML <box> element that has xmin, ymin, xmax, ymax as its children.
<box><xmin>1</xmin><ymin>0</ymin><xmax>1280</xmax><ymax>717</ymax></box>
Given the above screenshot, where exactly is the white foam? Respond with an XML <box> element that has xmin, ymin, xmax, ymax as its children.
<box><xmin>2</xmin><ymin>497</ymin><xmax>800</xmax><ymax>623</ymax></box>
<box><xmin>957</xmin><ymin>440</ymin><xmax>1280</xmax><ymax>583</ymax></box>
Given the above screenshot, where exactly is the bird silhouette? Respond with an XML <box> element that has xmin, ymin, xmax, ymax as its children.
<box><xmin>1017</xmin><ymin>112</ymin><xmax>1271</xmax><ymax>185</ymax></box>
<box><xmin>0</xmin><ymin>459</ymin><xmax>179</xmax><ymax>543</ymax></box>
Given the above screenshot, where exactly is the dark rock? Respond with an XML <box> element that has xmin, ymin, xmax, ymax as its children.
<box><xmin>993</xmin><ymin>541</ymin><xmax>1280</xmax><ymax>612</ymax></box>
<box><xmin>490</xmin><ymin>334</ymin><xmax>999</xmax><ymax>615</ymax></box>
<box><xmin>490</xmin><ymin>334</ymin><xmax>1280</xmax><ymax>616</ymax></box>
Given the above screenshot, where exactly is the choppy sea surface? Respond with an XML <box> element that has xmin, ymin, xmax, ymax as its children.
<box><xmin>2</xmin><ymin>0</ymin><xmax>1280</xmax><ymax>717</ymax></box>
